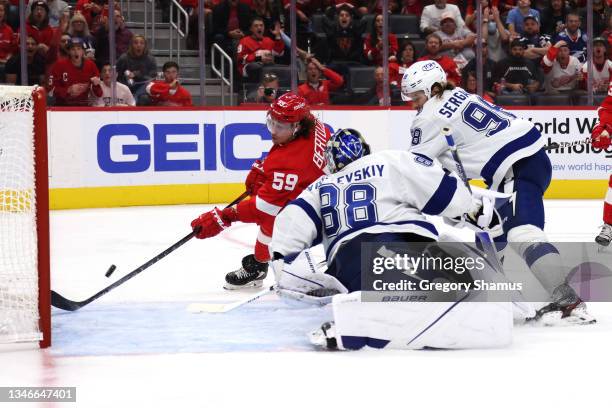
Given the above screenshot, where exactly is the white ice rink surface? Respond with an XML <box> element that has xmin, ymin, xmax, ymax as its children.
<box><xmin>1</xmin><ymin>200</ymin><xmax>611</xmax><ymax>408</ymax></box>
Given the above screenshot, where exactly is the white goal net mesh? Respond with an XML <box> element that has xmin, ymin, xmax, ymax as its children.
<box><xmin>0</xmin><ymin>85</ymin><xmax>41</xmax><ymax>343</ymax></box>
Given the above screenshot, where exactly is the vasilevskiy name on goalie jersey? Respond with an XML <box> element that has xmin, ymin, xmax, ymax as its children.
<box><xmin>408</xmin><ymin>87</ymin><xmax>546</xmax><ymax>190</ymax></box>
<box><xmin>271</xmin><ymin>150</ymin><xmax>473</xmax><ymax>263</ymax></box>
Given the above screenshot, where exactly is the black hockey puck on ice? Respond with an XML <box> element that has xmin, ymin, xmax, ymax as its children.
<box><xmin>105</xmin><ymin>264</ymin><xmax>117</xmax><ymax>277</ymax></box>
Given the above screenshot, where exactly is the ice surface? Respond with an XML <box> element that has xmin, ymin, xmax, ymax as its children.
<box><xmin>1</xmin><ymin>200</ymin><xmax>611</xmax><ymax>408</ymax></box>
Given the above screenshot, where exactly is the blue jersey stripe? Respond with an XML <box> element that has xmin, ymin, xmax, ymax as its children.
<box><xmin>480</xmin><ymin>126</ymin><xmax>541</xmax><ymax>187</ymax></box>
<box><xmin>421</xmin><ymin>173</ymin><xmax>458</xmax><ymax>216</ymax></box>
<box><xmin>326</xmin><ymin>220</ymin><xmax>438</xmax><ymax>259</ymax></box>
<box><xmin>288</xmin><ymin>198</ymin><xmax>323</xmax><ymax>245</ymax></box>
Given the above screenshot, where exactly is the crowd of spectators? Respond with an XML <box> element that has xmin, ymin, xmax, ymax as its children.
<box><xmin>205</xmin><ymin>0</ymin><xmax>611</xmax><ymax>106</ymax></box>
<box><xmin>0</xmin><ymin>0</ymin><xmax>192</xmax><ymax>106</ymax></box>
<box><xmin>0</xmin><ymin>0</ymin><xmax>610</xmax><ymax>106</ymax></box>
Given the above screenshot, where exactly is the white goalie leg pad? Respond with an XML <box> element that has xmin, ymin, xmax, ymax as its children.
<box><xmin>275</xmin><ymin>249</ymin><xmax>348</xmax><ymax>307</ymax></box>
<box><xmin>331</xmin><ymin>292</ymin><xmax>513</xmax><ymax>350</ymax></box>
<box><xmin>507</xmin><ymin>225</ymin><xmax>566</xmax><ymax>292</ymax></box>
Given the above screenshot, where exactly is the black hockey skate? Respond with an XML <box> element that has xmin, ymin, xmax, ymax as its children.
<box><xmin>528</xmin><ymin>284</ymin><xmax>596</xmax><ymax>326</ymax></box>
<box><xmin>595</xmin><ymin>223</ymin><xmax>612</xmax><ymax>247</ymax></box>
<box><xmin>224</xmin><ymin>254</ymin><xmax>268</xmax><ymax>290</ymax></box>
<box><xmin>309</xmin><ymin>321</ymin><xmax>338</xmax><ymax>350</ymax></box>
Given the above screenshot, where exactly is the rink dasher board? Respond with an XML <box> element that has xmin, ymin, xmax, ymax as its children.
<box><xmin>42</xmin><ymin>107</ymin><xmax>610</xmax><ymax>209</ymax></box>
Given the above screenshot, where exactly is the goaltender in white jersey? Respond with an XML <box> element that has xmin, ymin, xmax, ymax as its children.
<box><xmin>270</xmin><ymin>128</ymin><xmax>513</xmax><ymax>350</ymax></box>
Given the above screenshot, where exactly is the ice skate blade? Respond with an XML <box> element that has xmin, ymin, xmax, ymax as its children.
<box><xmin>223</xmin><ymin>280</ymin><xmax>264</xmax><ymax>291</ymax></box>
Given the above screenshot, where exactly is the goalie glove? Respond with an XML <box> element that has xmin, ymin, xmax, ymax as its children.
<box><xmin>466</xmin><ymin>196</ymin><xmax>502</xmax><ymax>235</ymax></box>
<box><xmin>245</xmin><ymin>159</ymin><xmax>266</xmax><ymax>195</ymax></box>
<box><xmin>446</xmin><ymin>186</ymin><xmax>508</xmax><ymax>237</ymax></box>
<box><xmin>191</xmin><ymin>207</ymin><xmax>239</xmax><ymax>239</ymax></box>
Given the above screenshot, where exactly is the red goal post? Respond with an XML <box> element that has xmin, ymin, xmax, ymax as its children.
<box><xmin>0</xmin><ymin>85</ymin><xmax>51</xmax><ymax>348</ymax></box>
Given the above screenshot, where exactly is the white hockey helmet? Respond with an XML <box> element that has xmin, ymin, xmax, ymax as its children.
<box><xmin>401</xmin><ymin>60</ymin><xmax>447</xmax><ymax>101</ymax></box>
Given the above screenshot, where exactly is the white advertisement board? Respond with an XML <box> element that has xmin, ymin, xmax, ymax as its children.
<box><xmin>46</xmin><ymin>107</ymin><xmax>610</xmax><ymax>207</ymax></box>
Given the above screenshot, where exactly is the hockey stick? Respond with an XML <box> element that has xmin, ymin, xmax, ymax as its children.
<box><xmin>187</xmin><ymin>285</ymin><xmax>276</xmax><ymax>313</ymax></box>
<box><xmin>51</xmin><ymin>191</ymin><xmax>250</xmax><ymax>311</ymax></box>
<box><xmin>441</xmin><ymin>127</ymin><xmax>505</xmax><ymax>272</ymax></box>
<box><xmin>545</xmin><ymin>138</ymin><xmax>591</xmax><ymax>151</ymax></box>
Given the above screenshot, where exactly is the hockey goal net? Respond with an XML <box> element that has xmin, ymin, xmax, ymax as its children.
<box><xmin>0</xmin><ymin>85</ymin><xmax>50</xmax><ymax>348</ymax></box>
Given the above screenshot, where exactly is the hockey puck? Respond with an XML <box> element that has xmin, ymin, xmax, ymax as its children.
<box><xmin>105</xmin><ymin>264</ymin><xmax>117</xmax><ymax>277</ymax></box>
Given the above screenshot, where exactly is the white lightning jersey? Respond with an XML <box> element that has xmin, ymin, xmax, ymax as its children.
<box><xmin>409</xmin><ymin>87</ymin><xmax>545</xmax><ymax>190</ymax></box>
<box><xmin>270</xmin><ymin>150</ymin><xmax>472</xmax><ymax>263</ymax></box>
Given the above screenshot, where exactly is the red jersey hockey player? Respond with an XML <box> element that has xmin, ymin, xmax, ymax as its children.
<box><xmin>236</xmin><ymin>17</ymin><xmax>284</xmax><ymax>79</ymax></box>
<box><xmin>190</xmin><ymin>93</ymin><xmax>330</xmax><ymax>289</ymax></box>
<box><xmin>49</xmin><ymin>37</ymin><xmax>102</xmax><ymax>106</ymax></box>
<box><xmin>591</xmin><ymin>84</ymin><xmax>612</xmax><ymax>246</ymax></box>
<box><xmin>145</xmin><ymin>61</ymin><xmax>193</xmax><ymax>107</ymax></box>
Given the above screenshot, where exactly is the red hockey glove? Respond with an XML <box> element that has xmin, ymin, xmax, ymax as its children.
<box><xmin>245</xmin><ymin>159</ymin><xmax>266</xmax><ymax>195</ymax></box>
<box><xmin>592</xmin><ymin>124</ymin><xmax>612</xmax><ymax>149</ymax></box>
<box><xmin>191</xmin><ymin>207</ymin><xmax>239</xmax><ymax>239</ymax></box>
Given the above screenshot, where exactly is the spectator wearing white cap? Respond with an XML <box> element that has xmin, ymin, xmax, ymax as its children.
<box><xmin>420</xmin><ymin>0</ymin><xmax>464</xmax><ymax>35</ymax></box>
<box><xmin>435</xmin><ymin>11</ymin><xmax>475</xmax><ymax>69</ymax></box>
<box><xmin>580</xmin><ymin>37</ymin><xmax>612</xmax><ymax>93</ymax></box>
<box><xmin>541</xmin><ymin>39</ymin><xmax>581</xmax><ymax>94</ymax></box>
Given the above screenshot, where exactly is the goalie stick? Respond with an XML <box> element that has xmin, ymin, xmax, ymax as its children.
<box><xmin>51</xmin><ymin>191</ymin><xmax>250</xmax><ymax>311</ymax></box>
<box><xmin>187</xmin><ymin>285</ymin><xmax>275</xmax><ymax>313</ymax></box>
<box><xmin>441</xmin><ymin>127</ymin><xmax>505</xmax><ymax>273</ymax></box>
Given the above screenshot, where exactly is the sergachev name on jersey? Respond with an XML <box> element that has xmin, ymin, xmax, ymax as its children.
<box><xmin>438</xmin><ymin>88</ymin><xmax>470</xmax><ymax>118</ymax></box>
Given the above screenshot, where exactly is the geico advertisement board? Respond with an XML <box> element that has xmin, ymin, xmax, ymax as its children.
<box><xmin>47</xmin><ymin>109</ymin><xmax>395</xmax><ymax>189</ymax></box>
<box><xmin>46</xmin><ymin>108</ymin><xmax>609</xmax><ymax>208</ymax></box>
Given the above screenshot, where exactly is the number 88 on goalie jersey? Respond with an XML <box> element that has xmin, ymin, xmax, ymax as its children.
<box><xmin>272</xmin><ymin>150</ymin><xmax>473</xmax><ymax>264</ymax></box>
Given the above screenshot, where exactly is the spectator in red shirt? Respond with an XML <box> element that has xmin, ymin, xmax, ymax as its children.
<box><xmin>144</xmin><ymin>61</ymin><xmax>193</xmax><ymax>107</ymax></box>
<box><xmin>49</xmin><ymin>37</ymin><xmax>103</xmax><ymax>106</ymax></box>
<box><xmin>0</xmin><ymin>2</ymin><xmax>16</xmax><ymax>80</ymax></box>
<box><xmin>26</xmin><ymin>1</ymin><xmax>57</xmax><ymax>66</ymax></box>
<box><xmin>298</xmin><ymin>57</ymin><xmax>344</xmax><ymax>105</ymax></box>
<box><xmin>389</xmin><ymin>41</ymin><xmax>416</xmax><ymax>85</ymax></box>
<box><xmin>417</xmin><ymin>33</ymin><xmax>462</xmax><ymax>85</ymax></box>
<box><xmin>76</xmin><ymin>0</ymin><xmax>105</xmax><ymax>29</ymax></box>
<box><xmin>363</xmin><ymin>13</ymin><xmax>399</xmax><ymax>66</ymax></box>
<box><xmin>237</xmin><ymin>17</ymin><xmax>284</xmax><ymax>81</ymax></box>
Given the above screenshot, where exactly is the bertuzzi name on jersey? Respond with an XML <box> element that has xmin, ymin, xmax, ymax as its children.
<box><xmin>312</xmin><ymin>120</ymin><xmax>328</xmax><ymax>170</ymax></box>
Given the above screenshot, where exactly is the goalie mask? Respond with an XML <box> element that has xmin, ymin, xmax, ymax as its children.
<box><xmin>325</xmin><ymin>128</ymin><xmax>370</xmax><ymax>174</ymax></box>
